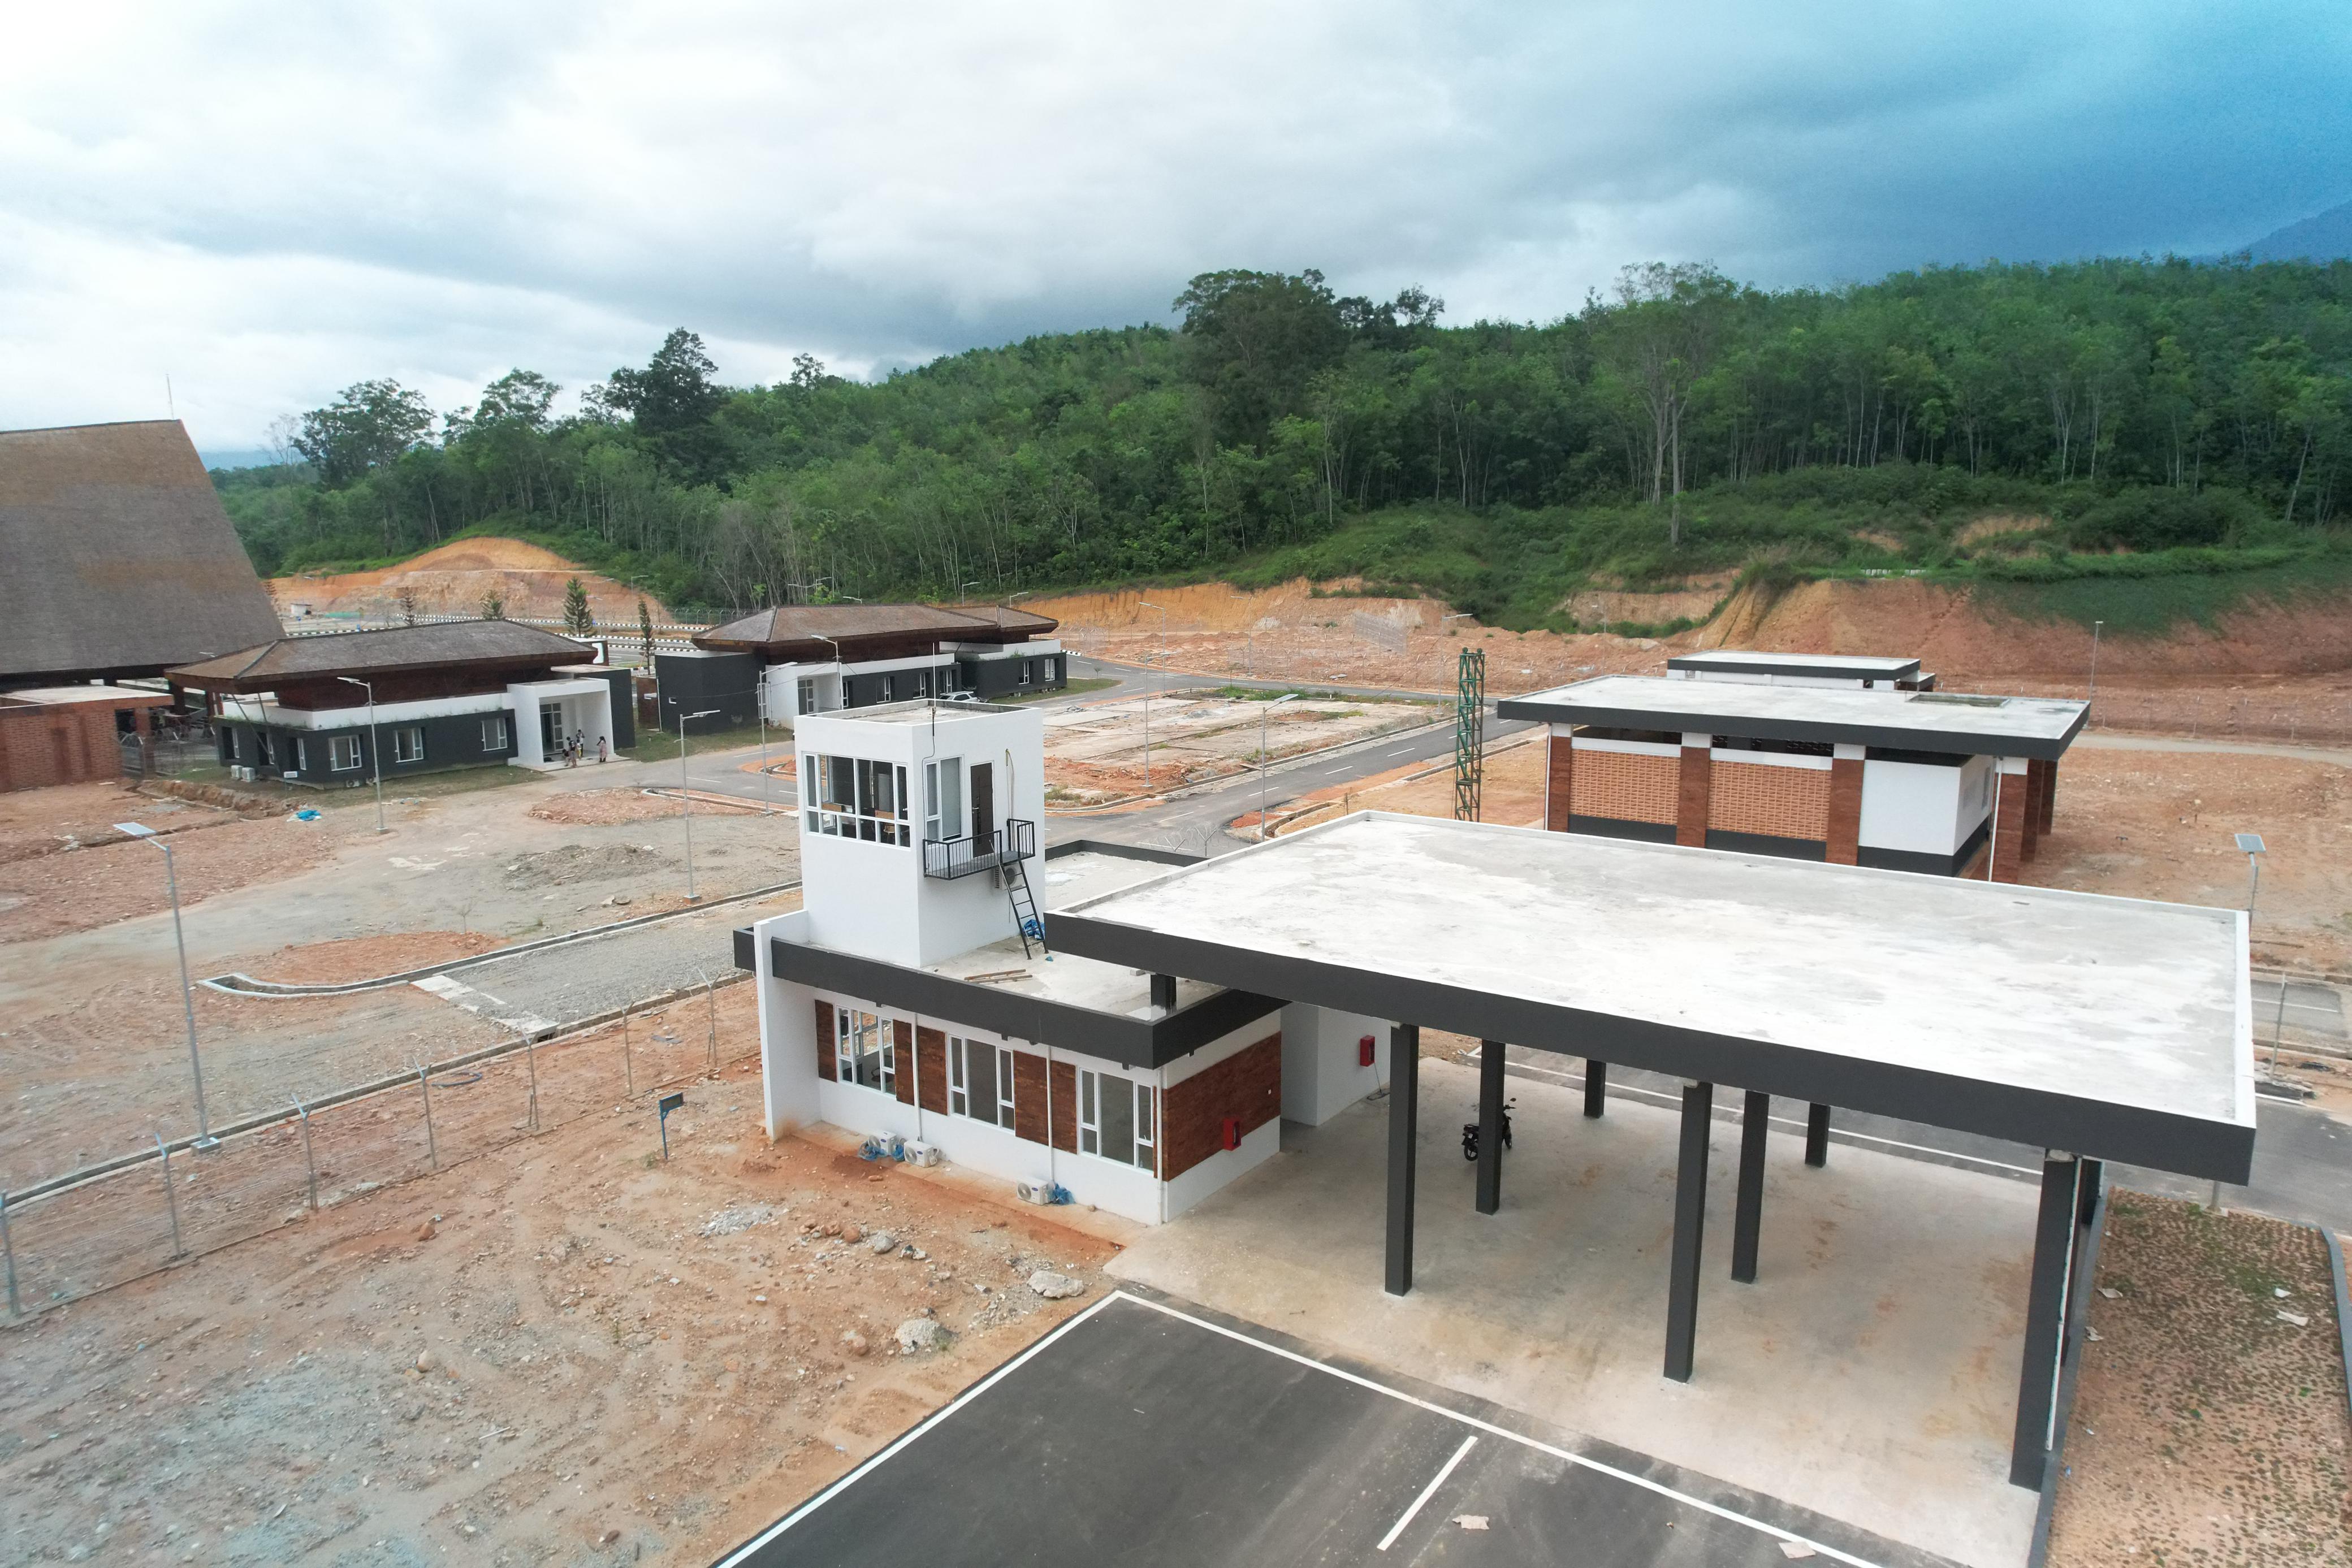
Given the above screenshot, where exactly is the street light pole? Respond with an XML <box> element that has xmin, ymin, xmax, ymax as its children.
<box><xmin>336</xmin><ymin>675</ymin><xmax>385</xmax><ymax>833</ymax></box>
<box><xmin>1137</xmin><ymin>601</ymin><xmax>1166</xmax><ymax>791</ymax></box>
<box><xmin>755</xmin><ymin>677</ymin><xmax>771</xmax><ymax>816</ymax></box>
<box><xmin>680</xmin><ymin>708</ymin><xmax>719</xmax><ymax>901</ymax></box>
<box><xmin>116</xmin><ymin>823</ymin><xmax>213</xmax><ymax>1147</ymax></box>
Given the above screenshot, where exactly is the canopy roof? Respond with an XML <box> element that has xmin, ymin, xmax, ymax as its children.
<box><xmin>696</xmin><ymin>603</ymin><xmax>1056</xmax><ymax>658</ymax></box>
<box><xmin>1050</xmin><ymin>813</ymin><xmax>2252</xmax><ymax>1181</ymax></box>
<box><xmin>170</xmin><ymin>619</ymin><xmax>590</xmax><ymax>692</ymax></box>
<box><xmin>1501</xmin><ymin>674</ymin><xmax>2087</xmax><ymax>759</ymax></box>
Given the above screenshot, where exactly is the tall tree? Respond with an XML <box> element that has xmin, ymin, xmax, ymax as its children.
<box><xmin>294</xmin><ymin>380</ymin><xmax>434</xmax><ymax>488</ymax></box>
<box><xmin>562</xmin><ymin>576</ymin><xmax>593</xmax><ymax>635</ymax></box>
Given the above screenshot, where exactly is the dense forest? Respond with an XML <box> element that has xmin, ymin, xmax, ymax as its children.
<box><xmin>217</xmin><ymin>257</ymin><xmax>2352</xmax><ymax>628</ymax></box>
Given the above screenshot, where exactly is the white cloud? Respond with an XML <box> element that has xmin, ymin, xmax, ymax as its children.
<box><xmin>2</xmin><ymin>1</ymin><xmax>2346</xmax><ymax>447</ymax></box>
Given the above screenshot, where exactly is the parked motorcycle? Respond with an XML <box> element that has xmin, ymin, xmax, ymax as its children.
<box><xmin>1461</xmin><ymin>1099</ymin><xmax>1515</xmax><ymax>1162</ymax></box>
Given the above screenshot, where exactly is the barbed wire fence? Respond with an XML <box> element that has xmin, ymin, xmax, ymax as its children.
<box><xmin>0</xmin><ymin>976</ymin><xmax>757</xmax><ymax>1325</ymax></box>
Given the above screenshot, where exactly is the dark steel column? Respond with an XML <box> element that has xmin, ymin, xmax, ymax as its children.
<box><xmin>1148</xmin><ymin>973</ymin><xmax>1177</xmax><ymax>1011</ymax></box>
<box><xmin>1385</xmin><ymin>1024</ymin><xmax>1420</xmax><ymax>1297</ymax></box>
<box><xmin>1731</xmin><ymin>1090</ymin><xmax>1769</xmax><ymax>1283</ymax></box>
<box><xmin>1584</xmin><ymin>1060</ymin><xmax>1607</xmax><ymax>1118</ymax></box>
<box><xmin>1476</xmin><ymin>1039</ymin><xmax>1504</xmax><ymax>1215</ymax></box>
<box><xmin>2009</xmin><ymin>1153</ymin><xmax>2082</xmax><ymax>1489</ymax></box>
<box><xmin>1804</xmin><ymin>1102</ymin><xmax>1831</xmax><ymax>1167</ymax></box>
<box><xmin>1663</xmin><ymin>1080</ymin><xmax>1713</xmax><ymax>1382</ymax></box>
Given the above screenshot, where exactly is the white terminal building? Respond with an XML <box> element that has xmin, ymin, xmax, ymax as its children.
<box><xmin>736</xmin><ymin>699</ymin><xmax>1389</xmax><ymax>1225</ymax></box>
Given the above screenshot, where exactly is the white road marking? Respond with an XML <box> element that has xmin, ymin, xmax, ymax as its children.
<box><xmin>1121</xmin><ymin>1294</ymin><xmax>1892</xmax><ymax>1568</ymax></box>
<box><xmin>1377</xmin><ymin>1435</ymin><xmax>1478</xmax><ymax>1552</ymax></box>
<box><xmin>411</xmin><ymin>973</ymin><xmax>557</xmax><ymax>1035</ymax></box>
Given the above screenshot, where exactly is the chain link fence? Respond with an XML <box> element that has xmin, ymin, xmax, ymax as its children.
<box><xmin>0</xmin><ymin>984</ymin><xmax>753</xmax><ymax>1323</ymax></box>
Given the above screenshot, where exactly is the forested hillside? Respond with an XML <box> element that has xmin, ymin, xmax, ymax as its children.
<box><xmin>217</xmin><ymin>257</ymin><xmax>2352</xmax><ymax>628</ymax></box>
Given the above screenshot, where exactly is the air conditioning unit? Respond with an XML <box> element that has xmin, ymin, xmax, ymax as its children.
<box><xmin>902</xmin><ymin>1141</ymin><xmax>941</xmax><ymax>1168</ymax></box>
<box><xmin>1014</xmin><ymin>1177</ymin><xmax>1053</xmax><ymax>1205</ymax></box>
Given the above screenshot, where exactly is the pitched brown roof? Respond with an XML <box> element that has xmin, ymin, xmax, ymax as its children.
<box><xmin>695</xmin><ymin>602</ymin><xmax>1057</xmax><ymax>651</ymax></box>
<box><xmin>170</xmin><ymin>619</ymin><xmax>591</xmax><ymax>691</ymax></box>
<box><xmin>0</xmin><ymin>421</ymin><xmax>284</xmax><ymax>683</ymax></box>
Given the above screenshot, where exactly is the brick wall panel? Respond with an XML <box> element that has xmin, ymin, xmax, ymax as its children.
<box><xmin>1826</xmin><ymin>757</ymin><xmax>1863</xmax><ymax>864</ymax></box>
<box><xmin>0</xmin><ymin>707</ymin><xmax>124</xmax><ymax>794</ymax></box>
<box><xmin>1048</xmin><ymin>1060</ymin><xmax>1076</xmax><ymax>1154</ymax></box>
<box><xmin>1676</xmin><ymin>746</ymin><xmax>1711</xmax><ymax>847</ymax></box>
<box><xmin>1162</xmin><ymin>1034</ymin><xmax>1282</xmax><ymax>1181</ymax></box>
<box><xmin>892</xmin><ymin>1019</ymin><xmax>916</xmax><ymax>1106</ymax></box>
<box><xmin>1991</xmin><ymin>772</ymin><xmax>2030</xmax><ymax>883</ymax></box>
<box><xmin>1011</xmin><ymin>1050</ymin><xmax>1049</xmax><ymax>1144</ymax></box>
<box><xmin>814</xmin><ymin>999</ymin><xmax>835</xmax><ymax>1081</ymax></box>
<box><xmin>1707</xmin><ymin>756</ymin><xmax>1831</xmax><ymax>842</ymax></box>
<box><xmin>1567</xmin><ymin>748</ymin><xmax>1677</xmax><ymax>825</ymax></box>
<box><xmin>1545</xmin><ymin>734</ymin><xmax>1573</xmax><ymax>831</ymax></box>
<box><xmin>915</xmin><ymin>1026</ymin><xmax>948</xmax><ymax>1114</ymax></box>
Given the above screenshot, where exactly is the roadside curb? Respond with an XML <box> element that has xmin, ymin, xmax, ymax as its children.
<box><xmin>202</xmin><ymin>878</ymin><xmax>801</xmax><ymax>998</ymax></box>
<box><xmin>2323</xmin><ymin>1225</ymin><xmax>2352</xmax><ymax>1428</ymax></box>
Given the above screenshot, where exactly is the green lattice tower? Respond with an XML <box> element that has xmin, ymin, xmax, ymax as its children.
<box><xmin>1454</xmin><ymin>646</ymin><xmax>1485</xmax><ymax>822</ymax></box>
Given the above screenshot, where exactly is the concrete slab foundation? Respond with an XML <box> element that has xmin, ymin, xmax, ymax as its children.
<box><xmin>1107</xmin><ymin>1056</ymin><xmax>2042</xmax><ymax>1568</ymax></box>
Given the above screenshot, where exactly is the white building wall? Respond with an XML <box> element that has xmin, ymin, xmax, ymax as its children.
<box><xmin>1858</xmin><ymin>759</ymin><xmax>1968</xmax><ymax>856</ymax></box>
<box><xmin>1279</xmin><ymin>1003</ymin><xmax>1389</xmax><ymax>1125</ymax></box>
<box><xmin>753</xmin><ymin>910</ymin><xmax>821</xmax><ymax>1138</ymax></box>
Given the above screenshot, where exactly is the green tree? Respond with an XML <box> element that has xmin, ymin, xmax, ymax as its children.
<box><xmin>562</xmin><ymin>576</ymin><xmax>593</xmax><ymax>635</ymax></box>
<box><xmin>1174</xmin><ymin>270</ymin><xmax>1348</xmax><ymax>449</ymax></box>
<box><xmin>478</xmin><ymin>587</ymin><xmax>506</xmax><ymax>620</ymax></box>
<box><xmin>293</xmin><ymin>379</ymin><xmax>434</xmax><ymax>487</ymax></box>
<box><xmin>637</xmin><ymin>596</ymin><xmax>655</xmax><ymax>664</ymax></box>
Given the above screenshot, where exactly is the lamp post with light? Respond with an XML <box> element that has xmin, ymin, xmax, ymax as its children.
<box><xmin>679</xmin><ymin>708</ymin><xmax>719</xmax><ymax>900</ymax></box>
<box><xmin>336</xmin><ymin>675</ymin><xmax>385</xmax><ymax>833</ymax></box>
<box><xmin>1257</xmin><ymin>692</ymin><xmax>1298</xmax><ymax>840</ymax></box>
<box><xmin>115</xmin><ymin>822</ymin><xmax>214</xmax><ymax>1148</ymax></box>
<box><xmin>1136</xmin><ymin>600</ymin><xmax>1167</xmax><ymax>790</ymax></box>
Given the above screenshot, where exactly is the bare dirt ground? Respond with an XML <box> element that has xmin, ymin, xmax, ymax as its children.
<box><xmin>1041</xmin><ymin>691</ymin><xmax>1437</xmax><ymax>803</ymax></box>
<box><xmin>0</xmin><ymin>782</ymin><xmax>244</xmax><ymax>868</ymax></box>
<box><xmin>0</xmin><ymin>761</ymin><xmax>803</xmax><ymax>1186</ymax></box>
<box><xmin>1039</xmin><ymin>577</ymin><xmax>2352</xmax><ymax>746</ymax></box>
<box><xmin>1258</xmin><ymin>733</ymin><xmax>1550</xmax><ymax>837</ymax></box>
<box><xmin>269</xmin><ymin>539</ymin><xmax>675</xmax><ymax>627</ymax></box>
<box><xmin>2047</xmin><ymin>1192</ymin><xmax>2350</xmax><ymax>1566</ymax></box>
<box><xmin>528</xmin><ymin>788</ymin><xmax>755</xmax><ymax>827</ymax></box>
<box><xmin>0</xmin><ymin>993</ymin><xmax>1126</xmax><ymax>1568</ymax></box>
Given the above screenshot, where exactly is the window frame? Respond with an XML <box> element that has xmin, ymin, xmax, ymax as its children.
<box><xmin>329</xmin><ymin>733</ymin><xmax>363</xmax><ymax>772</ymax></box>
<box><xmin>1077</xmin><ymin>1069</ymin><xmax>1154</xmax><ymax>1169</ymax></box>
<box><xmin>293</xmin><ymin>736</ymin><xmax>309</xmax><ymax>773</ymax></box>
<box><xmin>833</xmin><ymin>1007</ymin><xmax>894</xmax><ymax>1097</ymax></box>
<box><xmin>481</xmin><ymin>714</ymin><xmax>509</xmax><ymax>752</ymax></box>
<box><xmin>805</xmin><ymin>752</ymin><xmax>912</xmax><ymax>846</ymax></box>
<box><xmin>391</xmin><ymin>726</ymin><xmax>425</xmax><ymax>764</ymax></box>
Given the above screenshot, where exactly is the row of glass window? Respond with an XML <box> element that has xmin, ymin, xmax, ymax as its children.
<box><xmin>806</xmin><ymin>755</ymin><xmax>976</xmax><ymax>848</ymax></box>
<box><xmin>228</xmin><ymin>719</ymin><xmax>501</xmax><ymax>772</ymax></box>
<box><xmin>832</xmin><ymin>1008</ymin><xmax>1156</xmax><ymax>1171</ymax></box>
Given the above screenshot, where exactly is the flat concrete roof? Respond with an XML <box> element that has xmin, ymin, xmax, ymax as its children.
<box><xmin>1051</xmin><ymin>813</ymin><xmax>2254</xmax><ymax>1180</ymax></box>
<box><xmin>812</xmin><ymin>699</ymin><xmax>1024</xmax><ymax>726</ymax></box>
<box><xmin>924</xmin><ymin>850</ymin><xmax>1220</xmax><ymax>1016</ymax></box>
<box><xmin>1</xmin><ymin>684</ymin><xmax>173</xmax><ymax>706</ymax></box>
<box><xmin>1499</xmin><ymin>674</ymin><xmax>2089</xmax><ymax>759</ymax></box>
<box><xmin>1666</xmin><ymin>649</ymin><xmax>1919</xmax><ymax>681</ymax></box>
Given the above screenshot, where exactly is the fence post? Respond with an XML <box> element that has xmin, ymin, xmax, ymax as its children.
<box><xmin>622</xmin><ymin>1005</ymin><xmax>634</xmax><ymax>1098</ymax></box>
<box><xmin>417</xmin><ymin>1067</ymin><xmax>438</xmax><ymax>1171</ymax></box>
<box><xmin>292</xmin><ymin>1096</ymin><xmax>318</xmax><ymax>1210</ymax></box>
<box><xmin>703</xmin><ymin>971</ymin><xmax>717</xmax><ymax>1072</ymax></box>
<box><xmin>156</xmin><ymin>1133</ymin><xmax>185</xmax><ymax>1259</ymax></box>
<box><xmin>525</xmin><ymin>1034</ymin><xmax>540</xmax><ymax>1132</ymax></box>
<box><xmin>1</xmin><ymin>1189</ymin><xmax>19</xmax><ymax>1319</ymax></box>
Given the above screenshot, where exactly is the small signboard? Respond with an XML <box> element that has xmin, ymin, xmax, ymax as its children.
<box><xmin>658</xmin><ymin>1092</ymin><xmax>685</xmax><ymax>1161</ymax></box>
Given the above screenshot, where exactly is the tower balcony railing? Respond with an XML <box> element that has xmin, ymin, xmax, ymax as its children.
<box><xmin>922</xmin><ymin>817</ymin><xmax>1036</xmax><ymax>880</ymax></box>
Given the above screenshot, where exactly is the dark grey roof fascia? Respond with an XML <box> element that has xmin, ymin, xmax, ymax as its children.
<box><xmin>1494</xmin><ymin>692</ymin><xmax>2090</xmax><ymax>761</ymax></box>
<box><xmin>1043</xmin><ymin>909</ymin><xmax>2252</xmax><ymax>1183</ymax></box>
<box><xmin>1663</xmin><ymin>653</ymin><xmax>1919</xmax><ymax>680</ymax></box>
<box><xmin>762</xmin><ymin>933</ymin><xmax>1280</xmax><ymax>1071</ymax></box>
<box><xmin>1045</xmin><ymin>838</ymin><xmax>1202</xmax><ymax>868</ymax></box>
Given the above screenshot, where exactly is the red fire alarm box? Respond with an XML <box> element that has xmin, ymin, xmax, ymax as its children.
<box><xmin>1221</xmin><ymin>1115</ymin><xmax>1242</xmax><ymax>1151</ymax></box>
<box><xmin>1359</xmin><ymin>1034</ymin><xmax>1377</xmax><ymax>1068</ymax></box>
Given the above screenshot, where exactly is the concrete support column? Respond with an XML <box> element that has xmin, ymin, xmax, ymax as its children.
<box><xmin>1476</xmin><ymin>1039</ymin><xmax>1505</xmax><ymax>1215</ymax></box>
<box><xmin>1148</xmin><ymin>973</ymin><xmax>1177</xmax><ymax>1011</ymax></box>
<box><xmin>1805</xmin><ymin>1102</ymin><xmax>1830</xmax><ymax>1167</ymax></box>
<box><xmin>1675</xmin><ymin>734</ymin><xmax>1713</xmax><ymax>848</ymax></box>
<box><xmin>2011</xmin><ymin>1153</ymin><xmax>2083</xmax><ymax>1488</ymax></box>
<box><xmin>1584</xmin><ymin>1061</ymin><xmax>1606</xmax><ymax>1118</ymax></box>
<box><xmin>2037</xmin><ymin>757</ymin><xmax>2059</xmax><ymax>835</ymax></box>
<box><xmin>1990</xmin><ymin>759</ymin><xmax>2031</xmax><ymax>883</ymax></box>
<box><xmin>1731</xmin><ymin>1090</ymin><xmax>1769</xmax><ymax>1283</ymax></box>
<box><xmin>1826</xmin><ymin>744</ymin><xmax>1865</xmax><ymax>865</ymax></box>
<box><xmin>1664</xmin><ymin>1080</ymin><xmax>1713</xmax><ymax>1382</ymax></box>
<box><xmin>1545</xmin><ymin>729</ymin><xmax>1575</xmax><ymax>832</ymax></box>
<box><xmin>2021</xmin><ymin>757</ymin><xmax>2045</xmax><ymax>861</ymax></box>
<box><xmin>1385</xmin><ymin>1024</ymin><xmax>1420</xmax><ymax>1297</ymax></box>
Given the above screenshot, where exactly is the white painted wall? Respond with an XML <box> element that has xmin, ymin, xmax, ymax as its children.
<box><xmin>1710</xmin><ymin>747</ymin><xmax>1831</xmax><ymax>773</ymax></box>
<box><xmin>753</xmin><ymin>910</ymin><xmax>820</xmax><ymax>1138</ymax></box>
<box><xmin>1858</xmin><ymin>759</ymin><xmax>1965</xmax><ymax>855</ymax></box>
<box><xmin>506</xmin><ymin>678</ymin><xmax>613</xmax><ymax>766</ymax></box>
<box><xmin>220</xmin><ymin>691</ymin><xmax>506</xmax><ymax>730</ymax></box>
<box><xmin>1279</xmin><ymin>1003</ymin><xmax>1389</xmax><ymax>1125</ymax></box>
<box><xmin>795</xmin><ymin>704</ymin><xmax>1046</xmax><ymax>967</ymax></box>
<box><xmin>1563</xmin><ymin>732</ymin><xmax>1681</xmax><ymax>759</ymax></box>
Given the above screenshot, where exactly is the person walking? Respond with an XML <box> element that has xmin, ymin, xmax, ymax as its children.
<box><xmin>596</xmin><ymin>734</ymin><xmax>609</xmax><ymax>764</ymax></box>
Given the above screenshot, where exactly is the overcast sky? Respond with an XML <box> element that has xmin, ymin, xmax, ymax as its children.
<box><xmin>6</xmin><ymin>2</ymin><xmax>2347</xmax><ymax>454</ymax></box>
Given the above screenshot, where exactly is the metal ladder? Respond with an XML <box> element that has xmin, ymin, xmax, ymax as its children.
<box><xmin>1005</xmin><ymin>858</ymin><xmax>1048</xmax><ymax>958</ymax></box>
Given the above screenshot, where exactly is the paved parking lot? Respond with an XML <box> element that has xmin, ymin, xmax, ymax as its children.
<box><xmin>716</xmin><ymin>1292</ymin><xmax>1950</xmax><ymax>1568</ymax></box>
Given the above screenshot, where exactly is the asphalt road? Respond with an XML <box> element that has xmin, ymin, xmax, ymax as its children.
<box><xmin>715</xmin><ymin>1291</ymin><xmax>1943</xmax><ymax>1568</ymax></box>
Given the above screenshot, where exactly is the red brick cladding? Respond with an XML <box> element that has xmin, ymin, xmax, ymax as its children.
<box><xmin>1545</xmin><ymin>734</ymin><xmax>1573</xmax><ymax>831</ymax></box>
<box><xmin>1675</xmin><ymin>746</ymin><xmax>1711</xmax><ymax>847</ymax></box>
<box><xmin>1048</xmin><ymin>1060</ymin><xmax>1078</xmax><ymax>1154</ymax></box>
<box><xmin>1162</xmin><ymin>1034</ymin><xmax>1281</xmax><ymax>1181</ymax></box>
<box><xmin>892</xmin><ymin>1019</ymin><xmax>916</xmax><ymax>1106</ymax></box>
<box><xmin>915</xmin><ymin>1026</ymin><xmax>949</xmax><ymax>1114</ymax></box>
<box><xmin>1825</xmin><ymin>757</ymin><xmax>1864</xmax><ymax>865</ymax></box>
<box><xmin>1011</xmin><ymin>1050</ymin><xmax>1049</xmax><ymax>1143</ymax></box>
<box><xmin>1991</xmin><ymin>770</ymin><xmax>2031</xmax><ymax>883</ymax></box>
<box><xmin>1566</xmin><ymin>747</ymin><xmax>1677</xmax><ymax>825</ymax></box>
<box><xmin>814</xmin><ymin>999</ymin><xmax>835</xmax><ymax>1081</ymax></box>
<box><xmin>0</xmin><ymin>704</ymin><xmax>123</xmax><ymax>793</ymax></box>
<box><xmin>1707</xmin><ymin>756</ymin><xmax>1831</xmax><ymax>842</ymax></box>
